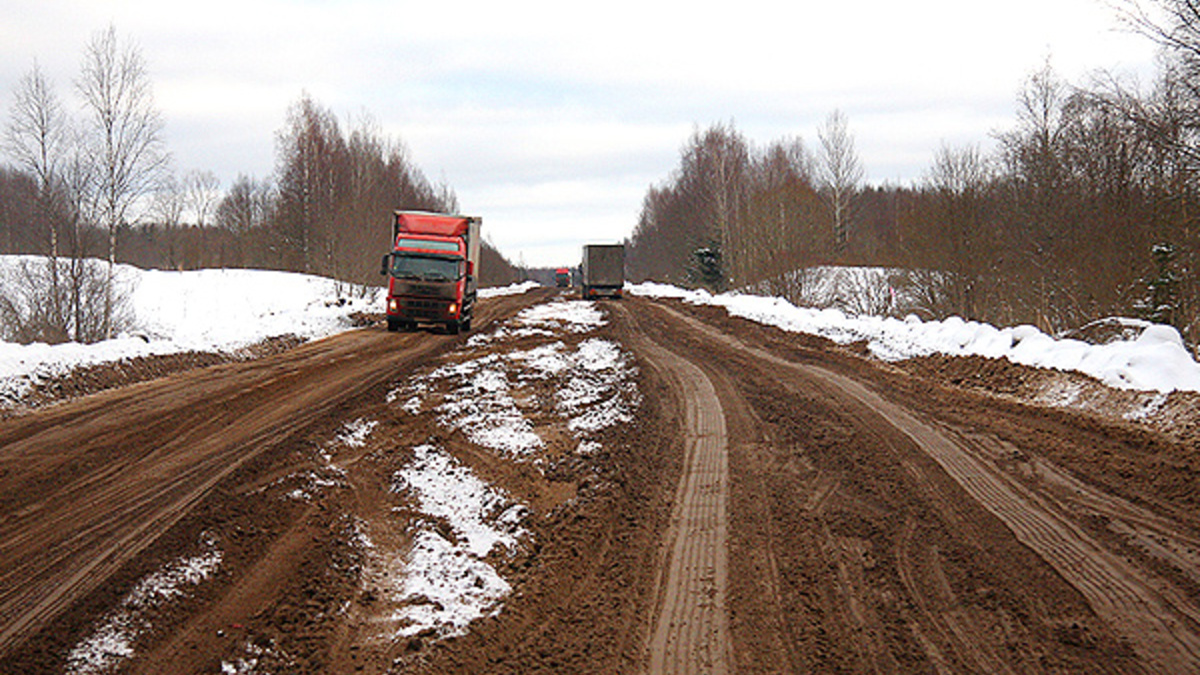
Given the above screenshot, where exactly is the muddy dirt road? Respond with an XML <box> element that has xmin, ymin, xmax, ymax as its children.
<box><xmin>2</xmin><ymin>290</ymin><xmax>1200</xmax><ymax>673</ymax></box>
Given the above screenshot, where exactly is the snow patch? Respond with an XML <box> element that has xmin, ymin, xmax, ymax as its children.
<box><xmin>334</xmin><ymin>418</ymin><xmax>378</xmax><ymax>449</ymax></box>
<box><xmin>395</xmin><ymin>301</ymin><xmax>637</xmax><ymax>459</ymax></box>
<box><xmin>394</xmin><ymin>444</ymin><xmax>526</xmax><ymax>558</ymax></box>
<box><xmin>515</xmin><ymin>300</ymin><xmax>605</xmax><ymax>333</ymax></box>
<box><xmin>390</xmin><ymin>530</ymin><xmax>513</xmax><ymax>638</ymax></box>
<box><xmin>388</xmin><ymin>444</ymin><xmax>525</xmax><ymax>638</ymax></box>
<box><xmin>66</xmin><ymin>535</ymin><xmax>223</xmax><ymax>674</ymax></box>
<box><xmin>430</xmin><ymin>360</ymin><xmax>545</xmax><ymax>456</ymax></box>
<box><xmin>1125</xmin><ymin>392</ymin><xmax>1170</xmax><ymax>421</ymax></box>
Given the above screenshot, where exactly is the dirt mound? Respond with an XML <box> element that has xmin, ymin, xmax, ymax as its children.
<box><xmin>903</xmin><ymin>351</ymin><xmax>1200</xmax><ymax>448</ymax></box>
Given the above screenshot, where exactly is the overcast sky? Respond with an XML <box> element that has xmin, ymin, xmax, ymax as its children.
<box><xmin>1</xmin><ymin>0</ymin><xmax>1160</xmax><ymax>267</ymax></box>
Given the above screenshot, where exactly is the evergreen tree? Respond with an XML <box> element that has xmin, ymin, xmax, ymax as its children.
<box><xmin>1136</xmin><ymin>242</ymin><xmax>1180</xmax><ymax>327</ymax></box>
<box><xmin>689</xmin><ymin>243</ymin><xmax>725</xmax><ymax>293</ymax></box>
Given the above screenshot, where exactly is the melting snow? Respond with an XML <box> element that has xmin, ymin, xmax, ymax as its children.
<box><xmin>396</xmin><ymin>300</ymin><xmax>637</xmax><ymax>458</ymax></box>
<box><xmin>433</xmin><ymin>361</ymin><xmax>545</xmax><ymax>456</ymax></box>
<box><xmin>379</xmin><ymin>298</ymin><xmax>638</xmax><ymax>640</ymax></box>
<box><xmin>389</xmin><ymin>444</ymin><xmax>524</xmax><ymax>637</ymax></box>
<box><xmin>66</xmin><ymin>536</ymin><xmax>222</xmax><ymax>674</ymax></box>
<box><xmin>394</xmin><ymin>444</ymin><xmax>525</xmax><ymax>558</ymax></box>
<box><xmin>391</xmin><ymin>530</ymin><xmax>513</xmax><ymax>638</ymax></box>
<box><xmin>515</xmin><ymin>300</ymin><xmax>605</xmax><ymax>332</ymax></box>
<box><xmin>333</xmin><ymin>418</ymin><xmax>377</xmax><ymax>449</ymax></box>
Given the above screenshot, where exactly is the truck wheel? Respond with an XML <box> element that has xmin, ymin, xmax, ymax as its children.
<box><xmin>462</xmin><ymin>317</ymin><xmax>472</xmax><ymax>333</ymax></box>
<box><xmin>446</xmin><ymin>321</ymin><xmax>460</xmax><ymax>335</ymax></box>
<box><xmin>386</xmin><ymin>317</ymin><xmax>400</xmax><ymax>332</ymax></box>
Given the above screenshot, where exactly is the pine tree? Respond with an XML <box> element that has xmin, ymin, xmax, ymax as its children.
<box><xmin>1136</xmin><ymin>242</ymin><xmax>1180</xmax><ymax>327</ymax></box>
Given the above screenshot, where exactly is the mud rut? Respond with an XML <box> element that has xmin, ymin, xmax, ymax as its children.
<box><xmin>643</xmin><ymin>301</ymin><xmax>1200</xmax><ymax>673</ymax></box>
<box><xmin>629</xmin><ymin>326</ymin><xmax>731</xmax><ymax>674</ymax></box>
<box><xmin>0</xmin><ymin>292</ymin><xmax>541</xmax><ymax>672</ymax></box>
<box><xmin>3</xmin><ymin>291</ymin><xmax>1200</xmax><ymax>674</ymax></box>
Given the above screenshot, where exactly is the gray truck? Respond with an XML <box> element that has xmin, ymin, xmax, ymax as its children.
<box><xmin>581</xmin><ymin>244</ymin><xmax>625</xmax><ymax>299</ymax></box>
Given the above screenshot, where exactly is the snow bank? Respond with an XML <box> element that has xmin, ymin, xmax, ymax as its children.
<box><xmin>0</xmin><ymin>256</ymin><xmax>540</xmax><ymax>403</ymax></box>
<box><xmin>130</xmin><ymin>268</ymin><xmax>381</xmax><ymax>349</ymax></box>
<box><xmin>0</xmin><ymin>260</ymin><xmax>379</xmax><ymax>401</ymax></box>
<box><xmin>480</xmin><ymin>280</ymin><xmax>540</xmax><ymax>298</ymax></box>
<box><xmin>630</xmin><ymin>283</ymin><xmax>1200</xmax><ymax>393</ymax></box>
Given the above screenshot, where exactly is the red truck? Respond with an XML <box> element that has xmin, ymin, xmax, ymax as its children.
<box><xmin>380</xmin><ymin>211</ymin><xmax>481</xmax><ymax>334</ymax></box>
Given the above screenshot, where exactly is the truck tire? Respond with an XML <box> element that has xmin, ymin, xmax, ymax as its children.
<box><xmin>446</xmin><ymin>321</ymin><xmax>460</xmax><ymax>335</ymax></box>
<box><xmin>462</xmin><ymin>317</ymin><xmax>472</xmax><ymax>332</ymax></box>
<box><xmin>386</xmin><ymin>317</ymin><xmax>400</xmax><ymax>332</ymax></box>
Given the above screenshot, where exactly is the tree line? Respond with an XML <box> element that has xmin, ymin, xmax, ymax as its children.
<box><xmin>1</xmin><ymin>26</ymin><xmax>522</xmax><ymax>345</ymax></box>
<box><xmin>628</xmin><ymin>0</ymin><xmax>1199</xmax><ymax>351</ymax></box>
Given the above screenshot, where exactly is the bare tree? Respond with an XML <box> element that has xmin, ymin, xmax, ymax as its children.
<box><xmin>152</xmin><ymin>172</ymin><xmax>186</xmax><ymax>228</ymax></box>
<box><xmin>274</xmin><ymin>94</ymin><xmax>345</xmax><ymax>274</ymax></box>
<box><xmin>817</xmin><ymin>110</ymin><xmax>865</xmax><ymax>252</ymax></box>
<box><xmin>1116</xmin><ymin>0</ymin><xmax>1200</xmax><ymax>62</ymax></box>
<box><xmin>741</xmin><ymin>137</ymin><xmax>827</xmax><ymax>294</ymax></box>
<box><xmin>919</xmin><ymin>144</ymin><xmax>995</xmax><ymax>319</ymax></box>
<box><xmin>675</xmin><ymin>123</ymin><xmax>750</xmax><ymax>288</ymax></box>
<box><xmin>76</xmin><ymin>24</ymin><xmax>168</xmax><ymax>337</ymax></box>
<box><xmin>183</xmin><ymin>169</ymin><xmax>220</xmax><ymax>228</ymax></box>
<box><xmin>151</xmin><ymin>172</ymin><xmax>187</xmax><ymax>268</ymax></box>
<box><xmin>4</xmin><ymin>61</ymin><xmax>70</xmax><ymax>340</ymax></box>
<box><xmin>215</xmin><ymin>174</ymin><xmax>272</xmax><ymax>233</ymax></box>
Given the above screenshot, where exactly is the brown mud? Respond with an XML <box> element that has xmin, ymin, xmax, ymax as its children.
<box><xmin>2</xmin><ymin>290</ymin><xmax>1198</xmax><ymax>673</ymax></box>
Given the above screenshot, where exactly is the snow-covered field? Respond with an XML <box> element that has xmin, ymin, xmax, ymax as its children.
<box><xmin>0</xmin><ymin>256</ymin><xmax>535</xmax><ymax>404</ymax></box>
<box><xmin>631</xmin><ymin>283</ymin><xmax>1200</xmax><ymax>394</ymax></box>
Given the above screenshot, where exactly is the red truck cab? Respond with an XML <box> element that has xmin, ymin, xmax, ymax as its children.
<box><xmin>380</xmin><ymin>211</ymin><xmax>481</xmax><ymax>334</ymax></box>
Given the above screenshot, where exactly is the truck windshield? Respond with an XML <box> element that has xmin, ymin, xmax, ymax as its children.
<box><xmin>390</xmin><ymin>255</ymin><xmax>460</xmax><ymax>282</ymax></box>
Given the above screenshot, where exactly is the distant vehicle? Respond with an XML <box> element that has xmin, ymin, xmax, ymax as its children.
<box><xmin>581</xmin><ymin>244</ymin><xmax>624</xmax><ymax>299</ymax></box>
<box><xmin>380</xmin><ymin>210</ymin><xmax>481</xmax><ymax>334</ymax></box>
<box><xmin>555</xmin><ymin>267</ymin><xmax>572</xmax><ymax>288</ymax></box>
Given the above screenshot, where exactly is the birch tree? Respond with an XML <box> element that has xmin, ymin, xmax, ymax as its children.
<box><xmin>76</xmin><ymin>25</ymin><xmax>167</xmax><ymax>337</ymax></box>
<box><xmin>4</xmin><ymin>61</ymin><xmax>70</xmax><ymax>340</ymax></box>
<box><xmin>817</xmin><ymin>110</ymin><xmax>864</xmax><ymax>252</ymax></box>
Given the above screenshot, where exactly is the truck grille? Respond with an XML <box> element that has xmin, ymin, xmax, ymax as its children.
<box><xmin>402</xmin><ymin>298</ymin><xmax>444</xmax><ymax>319</ymax></box>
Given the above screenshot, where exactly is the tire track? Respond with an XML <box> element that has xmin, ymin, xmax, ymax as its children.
<box><xmin>0</xmin><ymin>295</ymin><xmax>535</xmax><ymax>660</ymax></box>
<box><xmin>655</xmin><ymin>299</ymin><xmax>1200</xmax><ymax>673</ymax></box>
<box><xmin>622</xmin><ymin>308</ymin><xmax>730</xmax><ymax>675</ymax></box>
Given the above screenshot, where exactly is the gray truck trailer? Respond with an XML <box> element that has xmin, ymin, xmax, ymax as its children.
<box><xmin>581</xmin><ymin>244</ymin><xmax>625</xmax><ymax>299</ymax></box>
